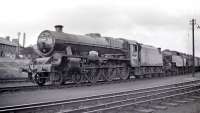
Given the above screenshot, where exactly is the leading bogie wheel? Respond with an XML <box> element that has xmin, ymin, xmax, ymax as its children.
<box><xmin>50</xmin><ymin>72</ymin><xmax>65</xmax><ymax>85</ymax></box>
<box><xmin>55</xmin><ymin>72</ymin><xmax>65</xmax><ymax>85</ymax></box>
<box><xmin>34</xmin><ymin>73</ymin><xmax>46</xmax><ymax>86</ymax></box>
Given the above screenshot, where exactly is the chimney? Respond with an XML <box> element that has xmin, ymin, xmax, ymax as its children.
<box><xmin>54</xmin><ymin>25</ymin><xmax>63</xmax><ymax>32</ymax></box>
<box><xmin>23</xmin><ymin>33</ymin><xmax>26</xmax><ymax>48</ymax></box>
<box><xmin>158</xmin><ymin>48</ymin><xmax>161</xmax><ymax>53</ymax></box>
<box><xmin>6</xmin><ymin>36</ymin><xmax>10</xmax><ymax>41</ymax></box>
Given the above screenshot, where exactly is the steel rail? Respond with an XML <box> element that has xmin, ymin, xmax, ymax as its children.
<box><xmin>61</xmin><ymin>83</ymin><xmax>200</xmax><ymax>113</ymax></box>
<box><xmin>85</xmin><ymin>89</ymin><xmax>200</xmax><ymax>113</ymax></box>
<box><xmin>0</xmin><ymin>78</ymin><xmax>133</xmax><ymax>93</ymax></box>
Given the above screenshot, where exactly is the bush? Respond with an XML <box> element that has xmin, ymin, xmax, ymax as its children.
<box><xmin>0</xmin><ymin>58</ymin><xmax>30</xmax><ymax>80</ymax></box>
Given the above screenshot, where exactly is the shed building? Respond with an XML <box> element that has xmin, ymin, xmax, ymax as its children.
<box><xmin>0</xmin><ymin>37</ymin><xmax>18</xmax><ymax>58</ymax></box>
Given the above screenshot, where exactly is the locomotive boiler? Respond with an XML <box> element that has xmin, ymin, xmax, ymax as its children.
<box><xmin>37</xmin><ymin>25</ymin><xmax>127</xmax><ymax>57</ymax></box>
<box><xmin>22</xmin><ymin>25</ymin><xmax>164</xmax><ymax>86</ymax></box>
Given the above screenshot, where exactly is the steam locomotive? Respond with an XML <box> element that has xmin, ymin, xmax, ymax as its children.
<box><xmin>22</xmin><ymin>25</ymin><xmax>200</xmax><ymax>86</ymax></box>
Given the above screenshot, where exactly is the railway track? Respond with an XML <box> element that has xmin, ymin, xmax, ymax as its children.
<box><xmin>0</xmin><ymin>75</ymin><xmax>174</xmax><ymax>93</ymax></box>
<box><xmin>0</xmin><ymin>79</ymin><xmax>200</xmax><ymax>113</ymax></box>
<box><xmin>0</xmin><ymin>74</ymin><xmax>196</xmax><ymax>93</ymax></box>
<box><xmin>0</xmin><ymin>77</ymin><xmax>138</xmax><ymax>93</ymax></box>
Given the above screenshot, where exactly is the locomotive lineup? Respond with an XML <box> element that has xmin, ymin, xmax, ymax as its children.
<box><xmin>22</xmin><ymin>25</ymin><xmax>200</xmax><ymax>86</ymax></box>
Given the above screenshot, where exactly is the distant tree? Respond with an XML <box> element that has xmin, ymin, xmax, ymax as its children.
<box><xmin>20</xmin><ymin>46</ymin><xmax>39</xmax><ymax>58</ymax></box>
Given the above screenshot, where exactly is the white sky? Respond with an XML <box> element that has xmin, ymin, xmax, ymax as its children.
<box><xmin>0</xmin><ymin>0</ymin><xmax>200</xmax><ymax>56</ymax></box>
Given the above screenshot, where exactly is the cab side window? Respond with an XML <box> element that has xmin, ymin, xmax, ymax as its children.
<box><xmin>133</xmin><ymin>45</ymin><xmax>137</xmax><ymax>52</ymax></box>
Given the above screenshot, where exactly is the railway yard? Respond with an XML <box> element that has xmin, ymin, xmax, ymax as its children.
<box><xmin>0</xmin><ymin>25</ymin><xmax>200</xmax><ymax>113</ymax></box>
<box><xmin>2</xmin><ymin>0</ymin><xmax>200</xmax><ymax>112</ymax></box>
<box><xmin>0</xmin><ymin>13</ymin><xmax>200</xmax><ymax>113</ymax></box>
<box><xmin>0</xmin><ymin>73</ymin><xmax>200</xmax><ymax>113</ymax></box>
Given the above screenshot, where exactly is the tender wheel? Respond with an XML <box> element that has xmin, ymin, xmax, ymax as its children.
<box><xmin>86</xmin><ymin>69</ymin><xmax>100</xmax><ymax>83</ymax></box>
<box><xmin>71</xmin><ymin>71</ymin><xmax>82</xmax><ymax>84</ymax></box>
<box><xmin>34</xmin><ymin>73</ymin><xmax>46</xmax><ymax>86</ymax></box>
<box><xmin>117</xmin><ymin>67</ymin><xmax>129</xmax><ymax>80</ymax></box>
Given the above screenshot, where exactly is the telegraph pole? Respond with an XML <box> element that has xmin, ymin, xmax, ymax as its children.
<box><xmin>191</xmin><ymin>19</ymin><xmax>195</xmax><ymax>77</ymax></box>
<box><xmin>17</xmin><ymin>32</ymin><xmax>21</xmax><ymax>57</ymax></box>
<box><xmin>23</xmin><ymin>33</ymin><xmax>26</xmax><ymax>48</ymax></box>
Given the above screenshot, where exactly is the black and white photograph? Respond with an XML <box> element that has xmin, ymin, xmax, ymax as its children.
<box><xmin>0</xmin><ymin>0</ymin><xmax>200</xmax><ymax>113</ymax></box>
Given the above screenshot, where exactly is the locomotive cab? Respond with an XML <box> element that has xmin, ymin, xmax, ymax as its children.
<box><xmin>129</xmin><ymin>43</ymin><xmax>139</xmax><ymax>67</ymax></box>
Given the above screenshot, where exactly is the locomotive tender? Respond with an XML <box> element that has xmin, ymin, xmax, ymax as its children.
<box><xmin>22</xmin><ymin>25</ymin><xmax>199</xmax><ymax>86</ymax></box>
<box><xmin>162</xmin><ymin>50</ymin><xmax>200</xmax><ymax>75</ymax></box>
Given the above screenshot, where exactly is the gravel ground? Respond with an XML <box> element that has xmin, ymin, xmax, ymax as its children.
<box><xmin>154</xmin><ymin>101</ymin><xmax>200</xmax><ymax>113</ymax></box>
<box><xmin>0</xmin><ymin>73</ymin><xmax>199</xmax><ymax>108</ymax></box>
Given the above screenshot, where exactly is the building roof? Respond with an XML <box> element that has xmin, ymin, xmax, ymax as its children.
<box><xmin>0</xmin><ymin>37</ymin><xmax>18</xmax><ymax>47</ymax></box>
